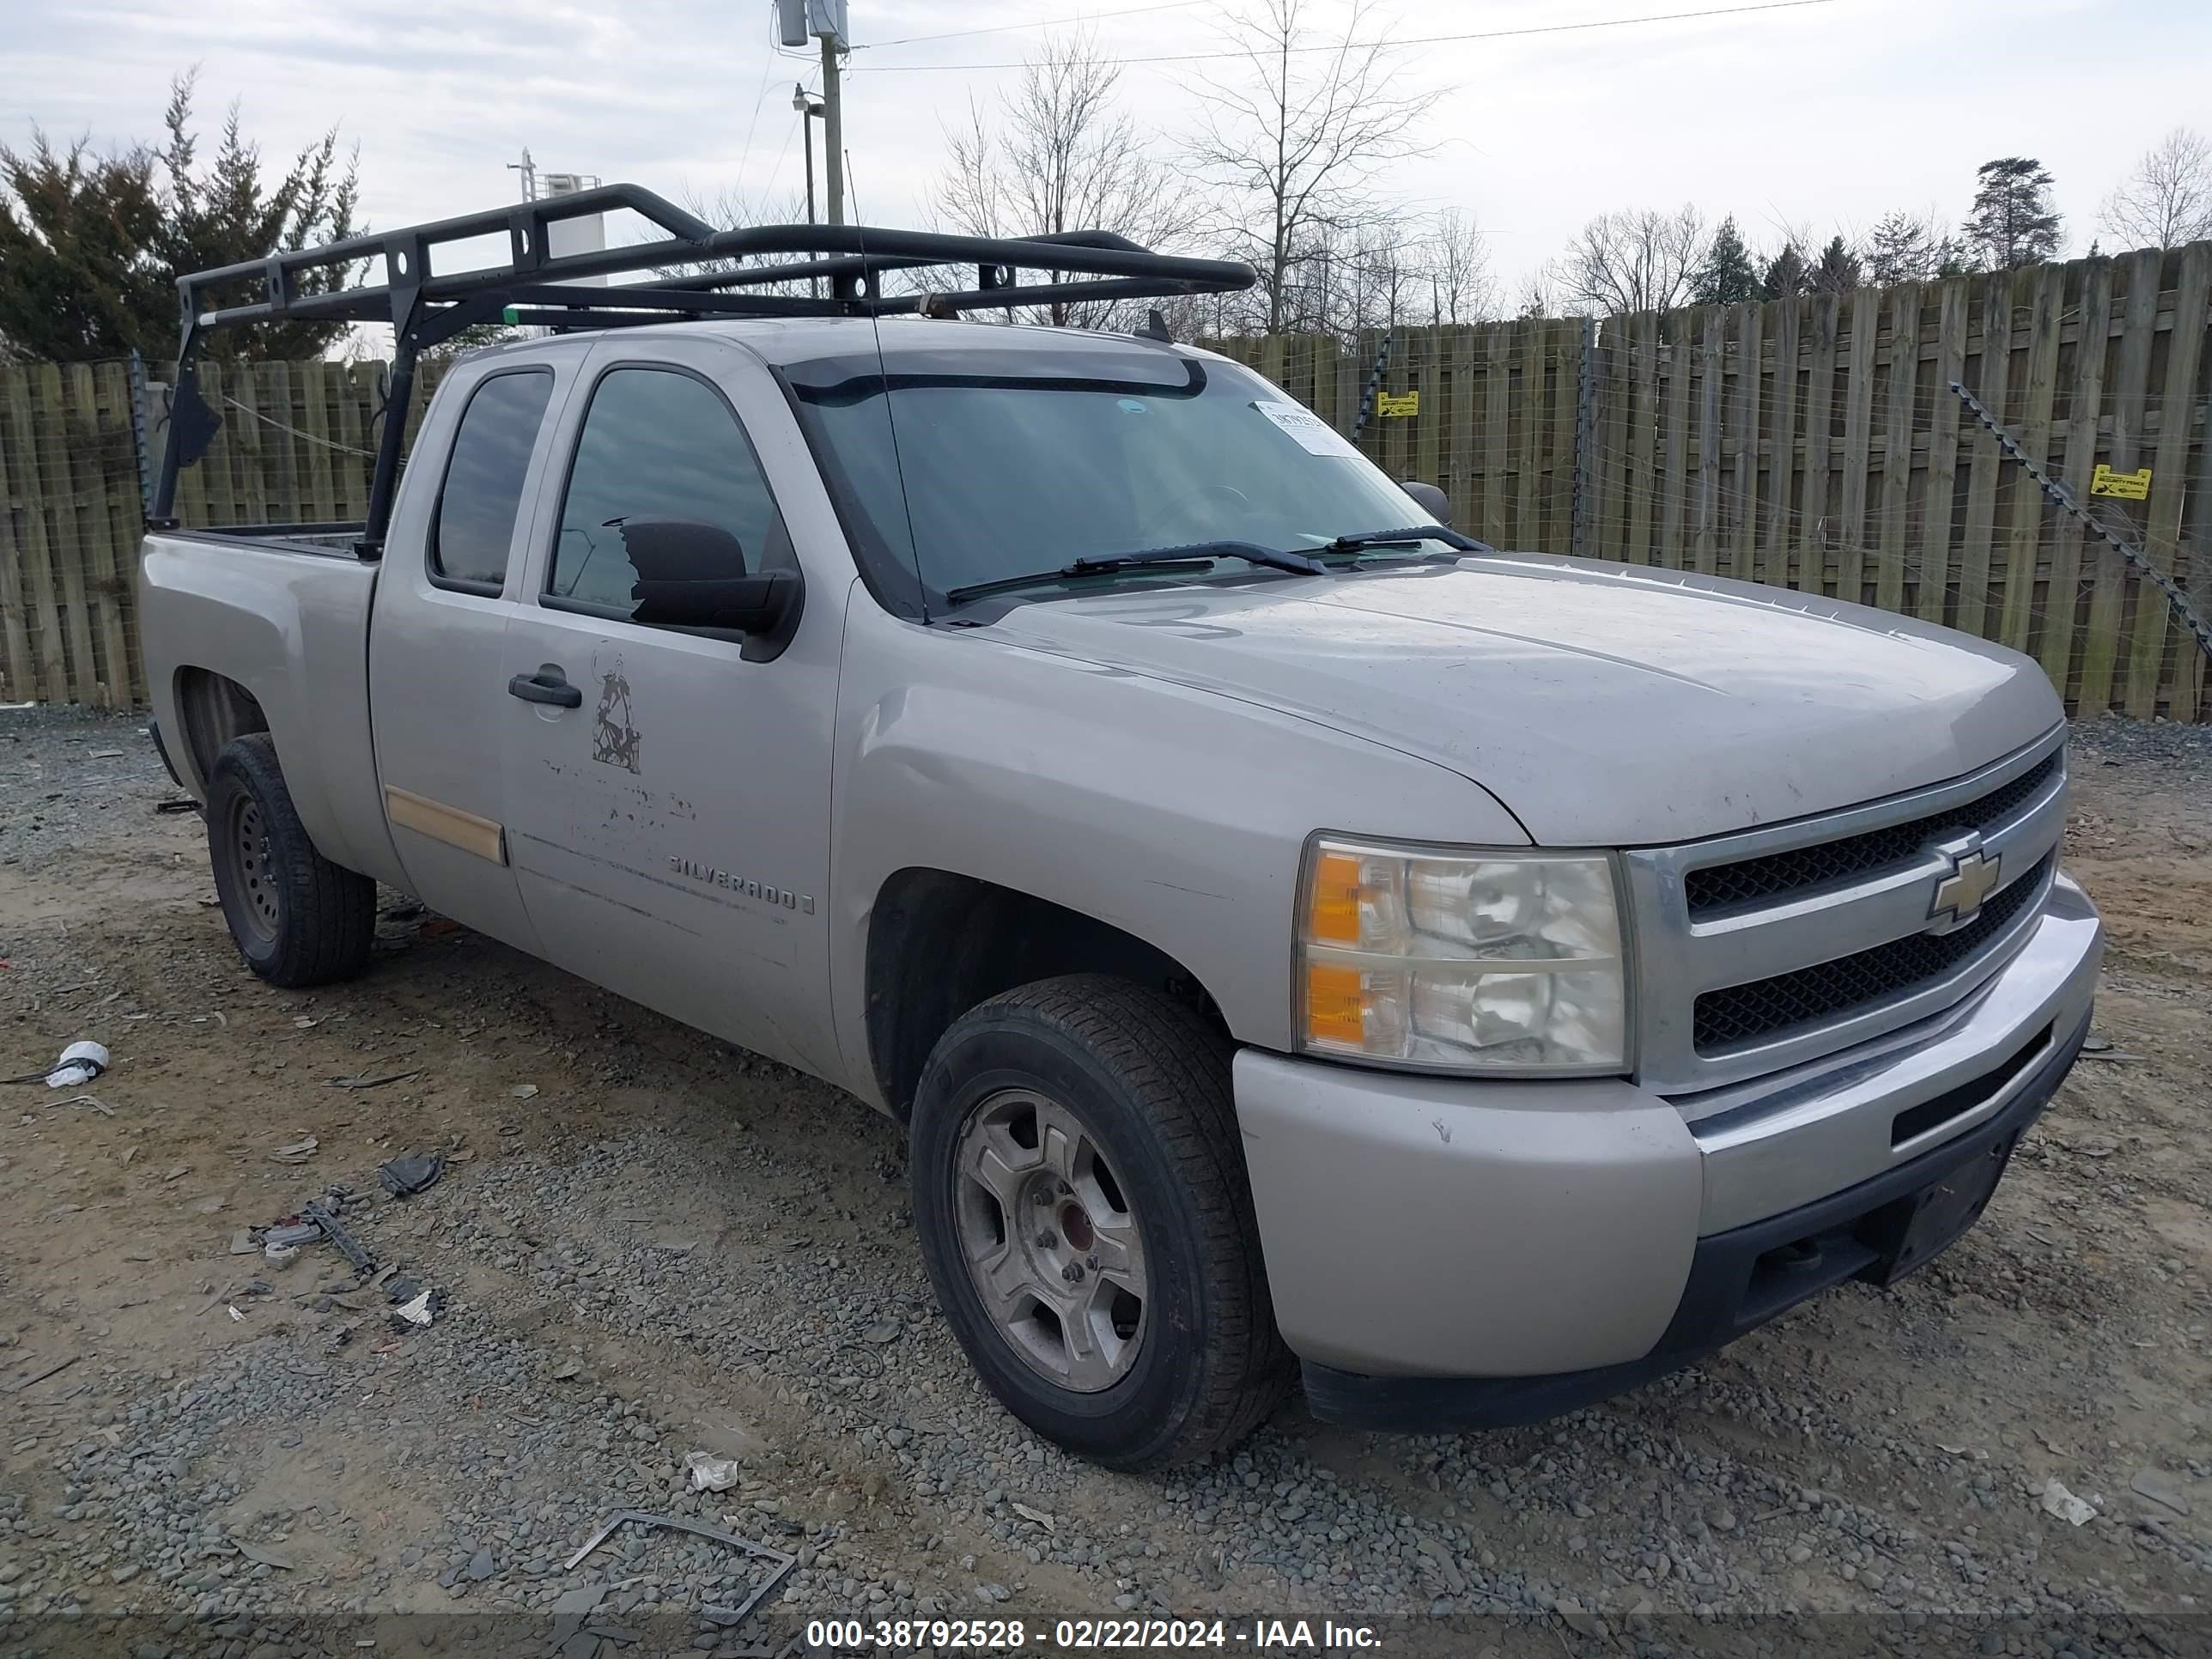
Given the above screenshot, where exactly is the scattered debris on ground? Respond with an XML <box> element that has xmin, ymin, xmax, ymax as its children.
<box><xmin>1</xmin><ymin>706</ymin><xmax>2206</xmax><ymax>1652</ymax></box>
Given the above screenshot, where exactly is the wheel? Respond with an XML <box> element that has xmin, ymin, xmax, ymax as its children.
<box><xmin>910</xmin><ymin>975</ymin><xmax>1293</xmax><ymax>1469</ymax></box>
<box><xmin>206</xmin><ymin>732</ymin><xmax>375</xmax><ymax>988</ymax></box>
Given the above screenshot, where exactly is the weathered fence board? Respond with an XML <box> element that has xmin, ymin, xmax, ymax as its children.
<box><xmin>1214</xmin><ymin>240</ymin><xmax>2212</xmax><ymax>720</ymax></box>
<box><xmin>3</xmin><ymin>244</ymin><xmax>2209</xmax><ymax>716</ymax></box>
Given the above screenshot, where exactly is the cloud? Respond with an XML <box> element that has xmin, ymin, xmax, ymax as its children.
<box><xmin>5</xmin><ymin>0</ymin><xmax>2206</xmax><ymax>295</ymax></box>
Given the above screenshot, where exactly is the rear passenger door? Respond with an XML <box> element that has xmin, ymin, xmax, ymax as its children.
<box><xmin>368</xmin><ymin>354</ymin><xmax>574</xmax><ymax>953</ymax></box>
<box><xmin>497</xmin><ymin>337</ymin><xmax>842</xmax><ymax>1078</ymax></box>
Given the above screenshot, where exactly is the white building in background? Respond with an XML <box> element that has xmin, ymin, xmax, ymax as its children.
<box><xmin>511</xmin><ymin>151</ymin><xmax>605</xmax><ymax>286</ymax></box>
<box><xmin>540</xmin><ymin>171</ymin><xmax>606</xmax><ymax>286</ymax></box>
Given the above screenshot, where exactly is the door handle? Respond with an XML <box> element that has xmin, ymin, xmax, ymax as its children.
<box><xmin>507</xmin><ymin>665</ymin><xmax>583</xmax><ymax>708</ymax></box>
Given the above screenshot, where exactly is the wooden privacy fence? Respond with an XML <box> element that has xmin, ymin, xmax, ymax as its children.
<box><xmin>0</xmin><ymin>357</ymin><xmax>433</xmax><ymax>707</ymax></box>
<box><xmin>3</xmin><ymin>246</ymin><xmax>2209</xmax><ymax>716</ymax></box>
<box><xmin>1216</xmin><ymin>240</ymin><xmax>2212</xmax><ymax>722</ymax></box>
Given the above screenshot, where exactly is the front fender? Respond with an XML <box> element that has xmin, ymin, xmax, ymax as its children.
<box><xmin>826</xmin><ymin>594</ymin><xmax>1527</xmax><ymax>1097</ymax></box>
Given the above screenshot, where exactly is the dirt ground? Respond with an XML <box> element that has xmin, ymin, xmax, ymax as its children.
<box><xmin>0</xmin><ymin>709</ymin><xmax>2208</xmax><ymax>1658</ymax></box>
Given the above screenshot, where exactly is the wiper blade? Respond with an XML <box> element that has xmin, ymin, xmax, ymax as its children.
<box><xmin>1320</xmin><ymin>524</ymin><xmax>1494</xmax><ymax>556</ymax></box>
<box><xmin>945</xmin><ymin>541</ymin><xmax>1326</xmax><ymax>608</ymax></box>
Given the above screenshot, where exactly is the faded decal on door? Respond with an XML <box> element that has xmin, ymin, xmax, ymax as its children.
<box><xmin>591</xmin><ymin>651</ymin><xmax>642</xmax><ymax>774</ymax></box>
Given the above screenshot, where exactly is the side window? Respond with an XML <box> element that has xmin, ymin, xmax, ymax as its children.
<box><xmin>549</xmin><ymin>367</ymin><xmax>787</xmax><ymax>614</ymax></box>
<box><xmin>428</xmin><ymin>369</ymin><xmax>555</xmax><ymax>590</ymax></box>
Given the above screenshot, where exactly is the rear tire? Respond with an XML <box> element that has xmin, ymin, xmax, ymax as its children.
<box><xmin>910</xmin><ymin>975</ymin><xmax>1293</xmax><ymax>1469</ymax></box>
<box><xmin>207</xmin><ymin>732</ymin><xmax>375</xmax><ymax>988</ymax></box>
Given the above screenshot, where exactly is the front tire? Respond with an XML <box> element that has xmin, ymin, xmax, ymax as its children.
<box><xmin>206</xmin><ymin>733</ymin><xmax>375</xmax><ymax>988</ymax></box>
<box><xmin>910</xmin><ymin>975</ymin><xmax>1293</xmax><ymax>1469</ymax></box>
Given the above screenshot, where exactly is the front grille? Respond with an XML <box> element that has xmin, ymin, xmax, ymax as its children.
<box><xmin>1685</xmin><ymin>753</ymin><xmax>2059</xmax><ymax>915</ymax></box>
<box><xmin>1693</xmin><ymin>854</ymin><xmax>2051</xmax><ymax>1052</ymax></box>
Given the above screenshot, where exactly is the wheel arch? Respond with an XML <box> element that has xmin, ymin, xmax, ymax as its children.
<box><xmin>864</xmin><ymin>867</ymin><xmax>1227</xmax><ymax>1120</ymax></box>
<box><xmin>172</xmin><ymin>666</ymin><xmax>271</xmax><ymax>795</ymax></box>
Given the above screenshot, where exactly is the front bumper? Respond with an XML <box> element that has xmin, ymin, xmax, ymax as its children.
<box><xmin>1233</xmin><ymin>873</ymin><xmax>2102</xmax><ymax>1430</ymax></box>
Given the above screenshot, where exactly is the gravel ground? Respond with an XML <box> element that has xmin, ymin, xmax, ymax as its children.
<box><xmin>0</xmin><ymin>707</ymin><xmax>2208</xmax><ymax>1659</ymax></box>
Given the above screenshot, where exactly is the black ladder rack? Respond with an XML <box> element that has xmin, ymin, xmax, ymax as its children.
<box><xmin>153</xmin><ymin>181</ymin><xmax>1255</xmax><ymax>552</ymax></box>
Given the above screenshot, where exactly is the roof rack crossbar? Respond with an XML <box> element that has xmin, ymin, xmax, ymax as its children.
<box><xmin>176</xmin><ymin>185</ymin><xmax>1254</xmax><ymax>331</ymax></box>
<box><xmin>155</xmin><ymin>183</ymin><xmax>1256</xmax><ymax>542</ymax></box>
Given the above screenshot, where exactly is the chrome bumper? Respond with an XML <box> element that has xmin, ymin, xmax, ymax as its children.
<box><xmin>1685</xmin><ymin>872</ymin><xmax>2102</xmax><ymax>1232</ymax></box>
<box><xmin>1234</xmin><ymin>873</ymin><xmax>2102</xmax><ymax>1380</ymax></box>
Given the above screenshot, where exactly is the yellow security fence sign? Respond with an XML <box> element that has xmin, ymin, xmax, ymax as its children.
<box><xmin>2090</xmin><ymin>463</ymin><xmax>2151</xmax><ymax>500</ymax></box>
<box><xmin>1375</xmin><ymin>391</ymin><xmax>1419</xmax><ymax>419</ymax></box>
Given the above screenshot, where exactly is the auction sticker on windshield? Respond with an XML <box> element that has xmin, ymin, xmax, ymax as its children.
<box><xmin>1251</xmin><ymin>399</ymin><xmax>1360</xmax><ymax>459</ymax></box>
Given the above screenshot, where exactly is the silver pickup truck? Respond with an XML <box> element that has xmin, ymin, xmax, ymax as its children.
<box><xmin>139</xmin><ymin>191</ymin><xmax>2101</xmax><ymax>1469</ymax></box>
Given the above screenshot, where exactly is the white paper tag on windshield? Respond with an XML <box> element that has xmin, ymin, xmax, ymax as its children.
<box><xmin>1251</xmin><ymin>399</ymin><xmax>1359</xmax><ymax>458</ymax></box>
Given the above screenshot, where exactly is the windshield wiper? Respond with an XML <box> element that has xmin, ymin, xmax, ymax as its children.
<box><xmin>1319</xmin><ymin>524</ymin><xmax>1495</xmax><ymax>556</ymax></box>
<box><xmin>945</xmin><ymin>541</ymin><xmax>1327</xmax><ymax>608</ymax></box>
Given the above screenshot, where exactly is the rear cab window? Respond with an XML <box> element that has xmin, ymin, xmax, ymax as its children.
<box><xmin>428</xmin><ymin>368</ymin><xmax>556</xmax><ymax>593</ymax></box>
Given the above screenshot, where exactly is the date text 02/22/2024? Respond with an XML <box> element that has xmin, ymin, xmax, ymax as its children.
<box><xmin>802</xmin><ymin>1619</ymin><xmax>1384</xmax><ymax>1650</ymax></box>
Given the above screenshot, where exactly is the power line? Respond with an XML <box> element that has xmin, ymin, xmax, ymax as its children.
<box><xmin>849</xmin><ymin>0</ymin><xmax>1850</xmax><ymax>73</ymax></box>
<box><xmin>850</xmin><ymin>0</ymin><xmax>1208</xmax><ymax>52</ymax></box>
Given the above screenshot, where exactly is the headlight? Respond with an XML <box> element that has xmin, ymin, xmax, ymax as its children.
<box><xmin>1296</xmin><ymin>836</ymin><xmax>1628</xmax><ymax>1072</ymax></box>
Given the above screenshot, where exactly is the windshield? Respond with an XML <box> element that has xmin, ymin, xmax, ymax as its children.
<box><xmin>782</xmin><ymin>348</ymin><xmax>1433</xmax><ymax>615</ymax></box>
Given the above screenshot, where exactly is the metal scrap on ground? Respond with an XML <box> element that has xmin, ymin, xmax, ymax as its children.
<box><xmin>562</xmin><ymin>1509</ymin><xmax>795</xmax><ymax>1638</ymax></box>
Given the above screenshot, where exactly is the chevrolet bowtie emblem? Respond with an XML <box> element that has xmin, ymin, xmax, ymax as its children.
<box><xmin>1930</xmin><ymin>845</ymin><xmax>2002</xmax><ymax>925</ymax></box>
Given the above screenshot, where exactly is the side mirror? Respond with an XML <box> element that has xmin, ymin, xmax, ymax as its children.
<box><xmin>618</xmin><ymin>516</ymin><xmax>805</xmax><ymax>662</ymax></box>
<box><xmin>1400</xmin><ymin>480</ymin><xmax>1452</xmax><ymax>527</ymax></box>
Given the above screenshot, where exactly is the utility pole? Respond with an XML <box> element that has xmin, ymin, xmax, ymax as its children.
<box><xmin>822</xmin><ymin>33</ymin><xmax>844</xmax><ymax>226</ymax></box>
<box><xmin>778</xmin><ymin>2</ymin><xmax>849</xmax><ymax>226</ymax></box>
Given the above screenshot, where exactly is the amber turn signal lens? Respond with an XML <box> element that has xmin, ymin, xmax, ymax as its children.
<box><xmin>1308</xmin><ymin>850</ymin><xmax>1363</xmax><ymax>945</ymax></box>
<box><xmin>1304</xmin><ymin>961</ymin><xmax>1365</xmax><ymax>1045</ymax></box>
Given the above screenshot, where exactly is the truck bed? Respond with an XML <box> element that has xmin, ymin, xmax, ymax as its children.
<box><xmin>138</xmin><ymin>528</ymin><xmax>403</xmax><ymax>887</ymax></box>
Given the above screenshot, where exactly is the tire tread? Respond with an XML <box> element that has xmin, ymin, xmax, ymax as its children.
<box><xmin>210</xmin><ymin>733</ymin><xmax>376</xmax><ymax>988</ymax></box>
<box><xmin>922</xmin><ymin>975</ymin><xmax>1295</xmax><ymax>1468</ymax></box>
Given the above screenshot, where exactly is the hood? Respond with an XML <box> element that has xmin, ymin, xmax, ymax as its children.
<box><xmin>975</xmin><ymin>554</ymin><xmax>2062</xmax><ymax>846</ymax></box>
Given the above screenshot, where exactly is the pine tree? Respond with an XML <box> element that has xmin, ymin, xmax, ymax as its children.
<box><xmin>1962</xmin><ymin>157</ymin><xmax>2062</xmax><ymax>270</ymax></box>
<box><xmin>1808</xmin><ymin>234</ymin><xmax>1863</xmax><ymax>294</ymax></box>
<box><xmin>0</xmin><ymin>136</ymin><xmax>167</xmax><ymax>362</ymax></box>
<box><xmin>1760</xmin><ymin>243</ymin><xmax>1807</xmax><ymax>301</ymax></box>
<box><xmin>0</xmin><ymin>71</ymin><xmax>358</xmax><ymax>364</ymax></box>
<box><xmin>1690</xmin><ymin>215</ymin><xmax>1760</xmax><ymax>305</ymax></box>
<box><xmin>1863</xmin><ymin>211</ymin><xmax>1970</xmax><ymax>286</ymax></box>
<box><xmin>155</xmin><ymin>72</ymin><xmax>361</xmax><ymax>362</ymax></box>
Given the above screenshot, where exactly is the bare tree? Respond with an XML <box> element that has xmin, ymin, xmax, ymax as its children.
<box><xmin>1183</xmin><ymin>0</ymin><xmax>1438</xmax><ymax>334</ymax></box>
<box><xmin>933</xmin><ymin>31</ymin><xmax>1193</xmax><ymax>326</ymax></box>
<box><xmin>2100</xmin><ymin>127</ymin><xmax>2212</xmax><ymax>250</ymax></box>
<box><xmin>1547</xmin><ymin>205</ymin><xmax>1706</xmax><ymax>315</ymax></box>
<box><xmin>656</xmin><ymin>182</ymin><xmax>814</xmax><ymax>285</ymax></box>
<box><xmin>1515</xmin><ymin>274</ymin><xmax>1556</xmax><ymax>319</ymax></box>
<box><xmin>1420</xmin><ymin>207</ymin><xmax>1495</xmax><ymax>324</ymax></box>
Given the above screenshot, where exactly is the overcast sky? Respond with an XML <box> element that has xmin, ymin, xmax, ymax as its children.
<box><xmin>5</xmin><ymin>0</ymin><xmax>2208</xmax><ymax>295</ymax></box>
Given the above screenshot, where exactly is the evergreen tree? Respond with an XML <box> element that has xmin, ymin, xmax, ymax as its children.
<box><xmin>0</xmin><ymin>71</ymin><xmax>359</xmax><ymax>364</ymax></box>
<box><xmin>155</xmin><ymin>72</ymin><xmax>361</xmax><ymax>362</ymax></box>
<box><xmin>1760</xmin><ymin>242</ymin><xmax>1807</xmax><ymax>301</ymax></box>
<box><xmin>0</xmin><ymin>135</ymin><xmax>166</xmax><ymax>362</ymax></box>
<box><xmin>1962</xmin><ymin>156</ymin><xmax>2062</xmax><ymax>270</ymax></box>
<box><xmin>1863</xmin><ymin>210</ymin><xmax>1968</xmax><ymax>285</ymax></box>
<box><xmin>1690</xmin><ymin>215</ymin><xmax>1760</xmax><ymax>305</ymax></box>
<box><xmin>1808</xmin><ymin>234</ymin><xmax>1863</xmax><ymax>294</ymax></box>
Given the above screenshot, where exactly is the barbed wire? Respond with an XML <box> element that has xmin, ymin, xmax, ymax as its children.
<box><xmin>1948</xmin><ymin>380</ymin><xmax>2212</xmax><ymax>663</ymax></box>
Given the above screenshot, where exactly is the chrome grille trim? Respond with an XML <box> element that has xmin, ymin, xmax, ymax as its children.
<box><xmin>1622</xmin><ymin>726</ymin><xmax>2069</xmax><ymax>1095</ymax></box>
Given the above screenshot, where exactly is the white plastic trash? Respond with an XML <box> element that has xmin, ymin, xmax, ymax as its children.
<box><xmin>46</xmin><ymin>1041</ymin><xmax>110</xmax><ymax>1089</ymax></box>
<box><xmin>685</xmin><ymin>1451</ymin><xmax>744</xmax><ymax>1493</ymax></box>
